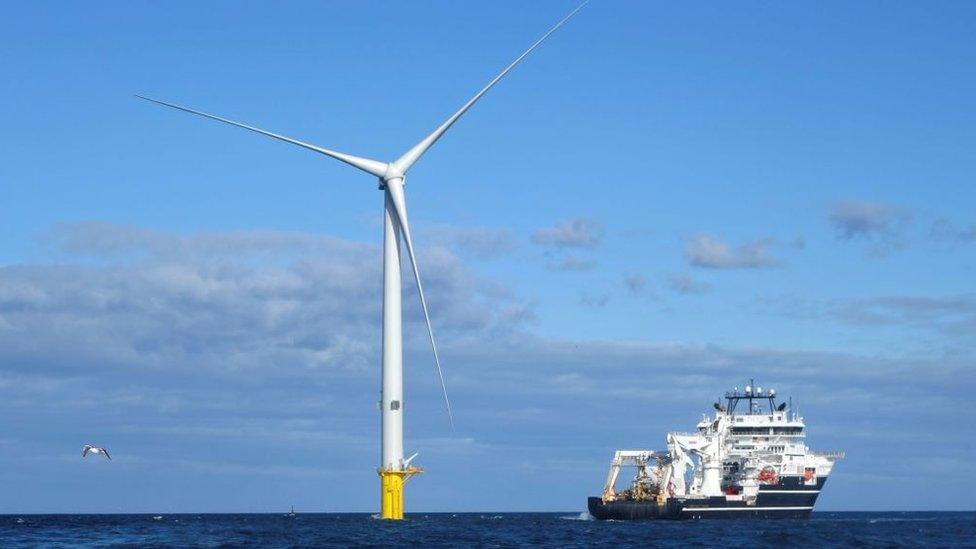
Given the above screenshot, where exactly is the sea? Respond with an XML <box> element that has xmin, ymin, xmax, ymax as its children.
<box><xmin>2</xmin><ymin>512</ymin><xmax>974</xmax><ymax>547</ymax></box>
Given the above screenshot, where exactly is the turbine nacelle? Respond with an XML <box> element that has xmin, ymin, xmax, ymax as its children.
<box><xmin>378</xmin><ymin>165</ymin><xmax>406</xmax><ymax>189</ymax></box>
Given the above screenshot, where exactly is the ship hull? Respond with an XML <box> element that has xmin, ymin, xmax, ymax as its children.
<box><xmin>588</xmin><ymin>475</ymin><xmax>826</xmax><ymax>520</ymax></box>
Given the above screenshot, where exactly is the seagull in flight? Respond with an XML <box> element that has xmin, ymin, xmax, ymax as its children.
<box><xmin>82</xmin><ymin>444</ymin><xmax>112</xmax><ymax>460</ymax></box>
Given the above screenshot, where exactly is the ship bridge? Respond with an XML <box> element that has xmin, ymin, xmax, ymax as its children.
<box><xmin>711</xmin><ymin>382</ymin><xmax>804</xmax><ymax>431</ymax></box>
<box><xmin>697</xmin><ymin>381</ymin><xmax>809</xmax><ymax>457</ymax></box>
<box><xmin>723</xmin><ymin>381</ymin><xmax>784</xmax><ymax>416</ymax></box>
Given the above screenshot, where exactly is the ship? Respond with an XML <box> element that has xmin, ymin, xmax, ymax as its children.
<box><xmin>588</xmin><ymin>381</ymin><xmax>843</xmax><ymax>520</ymax></box>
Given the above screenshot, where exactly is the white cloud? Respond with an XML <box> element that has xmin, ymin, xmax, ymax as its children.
<box><xmin>624</xmin><ymin>274</ymin><xmax>646</xmax><ymax>294</ymax></box>
<box><xmin>546</xmin><ymin>253</ymin><xmax>596</xmax><ymax>271</ymax></box>
<box><xmin>684</xmin><ymin>234</ymin><xmax>777</xmax><ymax>269</ymax></box>
<box><xmin>830</xmin><ymin>295</ymin><xmax>976</xmax><ymax>338</ymax></box>
<box><xmin>578</xmin><ymin>292</ymin><xmax>609</xmax><ymax>308</ymax></box>
<box><xmin>667</xmin><ymin>273</ymin><xmax>711</xmax><ymax>295</ymax></box>
<box><xmin>1</xmin><ymin>222</ymin><xmax>530</xmax><ymax>380</ymax></box>
<box><xmin>531</xmin><ymin>218</ymin><xmax>604</xmax><ymax>248</ymax></box>
<box><xmin>3</xmin><ymin>223</ymin><xmax>976</xmax><ymax>512</ymax></box>
<box><xmin>828</xmin><ymin>200</ymin><xmax>910</xmax><ymax>240</ymax></box>
<box><xmin>931</xmin><ymin>218</ymin><xmax>976</xmax><ymax>244</ymax></box>
<box><xmin>758</xmin><ymin>293</ymin><xmax>976</xmax><ymax>346</ymax></box>
<box><xmin>424</xmin><ymin>224</ymin><xmax>517</xmax><ymax>260</ymax></box>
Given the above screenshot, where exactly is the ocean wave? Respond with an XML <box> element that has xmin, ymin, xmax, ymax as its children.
<box><xmin>559</xmin><ymin>512</ymin><xmax>594</xmax><ymax>521</ymax></box>
<box><xmin>868</xmin><ymin>517</ymin><xmax>938</xmax><ymax>523</ymax></box>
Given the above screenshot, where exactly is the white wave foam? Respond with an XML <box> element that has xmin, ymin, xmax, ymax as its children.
<box><xmin>868</xmin><ymin>517</ymin><xmax>936</xmax><ymax>523</ymax></box>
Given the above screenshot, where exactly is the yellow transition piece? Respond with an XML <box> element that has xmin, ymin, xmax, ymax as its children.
<box><xmin>379</xmin><ymin>467</ymin><xmax>422</xmax><ymax>520</ymax></box>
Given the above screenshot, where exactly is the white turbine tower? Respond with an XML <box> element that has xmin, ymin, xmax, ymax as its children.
<box><xmin>138</xmin><ymin>2</ymin><xmax>586</xmax><ymax>520</ymax></box>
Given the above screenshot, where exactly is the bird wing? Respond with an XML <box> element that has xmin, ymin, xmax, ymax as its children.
<box><xmin>102</xmin><ymin>448</ymin><xmax>112</xmax><ymax>460</ymax></box>
<box><xmin>83</xmin><ymin>446</ymin><xmax>91</xmax><ymax>457</ymax></box>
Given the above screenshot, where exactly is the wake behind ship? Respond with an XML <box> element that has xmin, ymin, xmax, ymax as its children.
<box><xmin>588</xmin><ymin>381</ymin><xmax>843</xmax><ymax>520</ymax></box>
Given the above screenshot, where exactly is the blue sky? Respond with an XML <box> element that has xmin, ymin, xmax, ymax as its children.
<box><xmin>2</xmin><ymin>1</ymin><xmax>975</xmax><ymax>513</ymax></box>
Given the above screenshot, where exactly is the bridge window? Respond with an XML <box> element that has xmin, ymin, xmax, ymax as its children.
<box><xmin>730</xmin><ymin>427</ymin><xmax>769</xmax><ymax>435</ymax></box>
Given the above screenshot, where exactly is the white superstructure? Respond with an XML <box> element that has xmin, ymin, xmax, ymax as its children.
<box><xmin>602</xmin><ymin>381</ymin><xmax>843</xmax><ymax>509</ymax></box>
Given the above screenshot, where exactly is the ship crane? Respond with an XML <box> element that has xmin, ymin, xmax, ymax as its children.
<box><xmin>667</xmin><ymin>434</ymin><xmax>724</xmax><ymax>497</ymax></box>
<box><xmin>601</xmin><ymin>451</ymin><xmax>668</xmax><ymax>503</ymax></box>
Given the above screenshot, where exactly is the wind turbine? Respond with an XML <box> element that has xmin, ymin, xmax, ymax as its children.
<box><xmin>138</xmin><ymin>2</ymin><xmax>586</xmax><ymax>520</ymax></box>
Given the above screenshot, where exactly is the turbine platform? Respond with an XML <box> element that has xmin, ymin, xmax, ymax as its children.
<box><xmin>378</xmin><ymin>466</ymin><xmax>423</xmax><ymax>520</ymax></box>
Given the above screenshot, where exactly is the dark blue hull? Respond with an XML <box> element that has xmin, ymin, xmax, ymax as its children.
<box><xmin>588</xmin><ymin>476</ymin><xmax>826</xmax><ymax>520</ymax></box>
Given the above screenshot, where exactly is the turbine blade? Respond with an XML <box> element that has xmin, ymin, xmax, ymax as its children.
<box><xmin>392</xmin><ymin>1</ymin><xmax>588</xmax><ymax>174</ymax></box>
<box><xmin>136</xmin><ymin>95</ymin><xmax>388</xmax><ymax>177</ymax></box>
<box><xmin>384</xmin><ymin>179</ymin><xmax>455</xmax><ymax>431</ymax></box>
